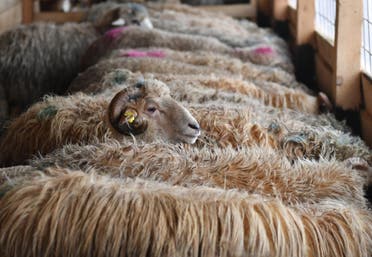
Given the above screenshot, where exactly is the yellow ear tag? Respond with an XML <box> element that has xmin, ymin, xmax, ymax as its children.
<box><xmin>124</xmin><ymin>110</ymin><xmax>137</xmax><ymax>124</ymax></box>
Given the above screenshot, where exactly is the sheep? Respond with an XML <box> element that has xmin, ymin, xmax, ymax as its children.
<box><xmin>0</xmin><ymin>3</ymin><xmax>152</xmax><ymax>130</ymax></box>
<box><xmin>69</xmin><ymin>68</ymin><xmax>341</xmax><ymax>132</ymax></box>
<box><xmin>1</xmin><ymin>170</ymin><xmax>372</xmax><ymax>257</ymax></box>
<box><xmin>148</xmin><ymin>6</ymin><xmax>289</xmax><ymax>49</ymax></box>
<box><xmin>0</xmin><ymin>79</ymin><xmax>200</xmax><ymax>166</ymax></box>
<box><xmin>77</xmin><ymin>53</ymin><xmax>308</xmax><ymax>96</ymax></box>
<box><xmin>98</xmin><ymin>47</ymin><xmax>299</xmax><ymax>87</ymax></box>
<box><xmin>30</xmin><ymin>140</ymin><xmax>369</xmax><ymax>206</ymax></box>
<box><xmin>1</xmin><ymin>82</ymin><xmax>369</xmax><ymax>167</ymax></box>
<box><xmin>90</xmin><ymin>2</ymin><xmax>289</xmax><ymax>52</ymax></box>
<box><xmin>69</xmin><ymin>56</ymin><xmax>327</xmax><ymax>113</ymax></box>
<box><xmin>80</xmin><ymin>26</ymin><xmax>293</xmax><ymax>72</ymax></box>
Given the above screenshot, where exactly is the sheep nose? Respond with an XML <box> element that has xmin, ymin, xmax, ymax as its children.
<box><xmin>188</xmin><ymin>122</ymin><xmax>200</xmax><ymax>131</ymax></box>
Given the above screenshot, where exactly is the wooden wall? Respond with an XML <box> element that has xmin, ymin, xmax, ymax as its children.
<box><xmin>0</xmin><ymin>0</ymin><xmax>23</xmax><ymax>34</ymax></box>
<box><xmin>258</xmin><ymin>0</ymin><xmax>372</xmax><ymax>147</ymax></box>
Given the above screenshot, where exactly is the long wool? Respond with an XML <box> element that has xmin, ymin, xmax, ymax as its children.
<box><xmin>0</xmin><ymin>22</ymin><xmax>98</xmax><ymax>127</ymax></box>
<box><xmin>81</xmin><ymin>26</ymin><xmax>292</xmax><ymax>72</ymax></box>
<box><xmin>68</xmin><ymin>67</ymin><xmax>317</xmax><ymax>113</ymax></box>
<box><xmin>94</xmin><ymin>47</ymin><xmax>300</xmax><ymax>89</ymax></box>
<box><xmin>1</xmin><ymin>171</ymin><xmax>372</xmax><ymax>257</ymax></box>
<box><xmin>31</xmin><ymin>141</ymin><xmax>368</xmax><ymax>206</ymax></box>
<box><xmin>1</xmin><ymin>89</ymin><xmax>370</xmax><ymax>166</ymax></box>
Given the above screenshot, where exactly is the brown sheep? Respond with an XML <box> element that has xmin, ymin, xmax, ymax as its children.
<box><xmin>97</xmin><ymin>47</ymin><xmax>299</xmax><ymax>88</ymax></box>
<box><xmin>76</xmin><ymin>55</ymin><xmax>309</xmax><ymax>94</ymax></box>
<box><xmin>89</xmin><ymin>2</ymin><xmax>290</xmax><ymax>52</ymax></box>
<box><xmin>0</xmin><ymin>79</ymin><xmax>199</xmax><ymax>166</ymax></box>
<box><xmin>1</xmin><ymin>85</ymin><xmax>369</xmax><ymax>167</ymax></box>
<box><xmin>1</xmin><ymin>170</ymin><xmax>372</xmax><ymax>257</ymax></box>
<box><xmin>68</xmin><ymin>66</ymin><xmax>323</xmax><ymax>114</ymax></box>
<box><xmin>1</xmin><ymin>67</ymin><xmax>368</xmax><ymax>166</ymax></box>
<box><xmin>81</xmin><ymin>26</ymin><xmax>293</xmax><ymax>72</ymax></box>
<box><xmin>30</xmin><ymin>141</ymin><xmax>368</xmax><ymax>206</ymax></box>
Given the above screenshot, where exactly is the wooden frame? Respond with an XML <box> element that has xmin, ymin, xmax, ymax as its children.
<box><xmin>257</xmin><ymin>0</ymin><xmax>370</xmax><ymax>146</ymax></box>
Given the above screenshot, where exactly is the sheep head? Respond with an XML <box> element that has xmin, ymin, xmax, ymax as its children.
<box><xmin>108</xmin><ymin>80</ymin><xmax>200</xmax><ymax>144</ymax></box>
<box><xmin>93</xmin><ymin>3</ymin><xmax>153</xmax><ymax>34</ymax></box>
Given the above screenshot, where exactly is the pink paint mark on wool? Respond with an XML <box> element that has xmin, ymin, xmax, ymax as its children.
<box><xmin>104</xmin><ymin>26</ymin><xmax>128</xmax><ymax>40</ymax></box>
<box><xmin>120</xmin><ymin>50</ymin><xmax>166</xmax><ymax>58</ymax></box>
<box><xmin>121</xmin><ymin>50</ymin><xmax>148</xmax><ymax>57</ymax></box>
<box><xmin>253</xmin><ymin>46</ymin><xmax>275</xmax><ymax>55</ymax></box>
<box><xmin>146</xmin><ymin>50</ymin><xmax>166</xmax><ymax>58</ymax></box>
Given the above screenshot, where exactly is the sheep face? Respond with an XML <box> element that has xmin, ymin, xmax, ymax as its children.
<box><xmin>108</xmin><ymin>80</ymin><xmax>200</xmax><ymax>144</ymax></box>
<box><xmin>93</xmin><ymin>3</ymin><xmax>153</xmax><ymax>33</ymax></box>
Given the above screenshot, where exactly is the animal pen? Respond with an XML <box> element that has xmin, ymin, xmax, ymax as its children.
<box><xmin>0</xmin><ymin>0</ymin><xmax>372</xmax><ymax>257</ymax></box>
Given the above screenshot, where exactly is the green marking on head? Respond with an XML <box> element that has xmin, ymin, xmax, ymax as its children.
<box><xmin>113</xmin><ymin>70</ymin><xmax>129</xmax><ymax>85</ymax></box>
<box><xmin>37</xmin><ymin>105</ymin><xmax>58</xmax><ymax>121</ymax></box>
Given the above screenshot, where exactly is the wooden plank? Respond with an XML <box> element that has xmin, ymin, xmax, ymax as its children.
<box><xmin>361</xmin><ymin>110</ymin><xmax>372</xmax><ymax>148</ymax></box>
<box><xmin>314</xmin><ymin>32</ymin><xmax>335</xmax><ymax>70</ymax></box>
<box><xmin>296</xmin><ymin>0</ymin><xmax>315</xmax><ymax>45</ymax></box>
<box><xmin>0</xmin><ymin>2</ymin><xmax>22</xmax><ymax>34</ymax></box>
<box><xmin>316</xmin><ymin>54</ymin><xmax>335</xmax><ymax>102</ymax></box>
<box><xmin>196</xmin><ymin>3</ymin><xmax>256</xmax><ymax>18</ymax></box>
<box><xmin>272</xmin><ymin>0</ymin><xmax>287</xmax><ymax>21</ymax></box>
<box><xmin>33</xmin><ymin>11</ymin><xmax>86</xmax><ymax>23</ymax></box>
<box><xmin>288</xmin><ymin>6</ymin><xmax>296</xmax><ymax>25</ymax></box>
<box><xmin>332</xmin><ymin>0</ymin><xmax>363</xmax><ymax>110</ymax></box>
<box><xmin>22</xmin><ymin>0</ymin><xmax>33</xmax><ymax>23</ymax></box>
<box><xmin>257</xmin><ymin>0</ymin><xmax>271</xmax><ymax>17</ymax></box>
<box><xmin>0</xmin><ymin>0</ymin><xmax>21</xmax><ymax>14</ymax></box>
<box><xmin>362</xmin><ymin>73</ymin><xmax>372</xmax><ymax>115</ymax></box>
<box><xmin>288</xmin><ymin>21</ymin><xmax>296</xmax><ymax>40</ymax></box>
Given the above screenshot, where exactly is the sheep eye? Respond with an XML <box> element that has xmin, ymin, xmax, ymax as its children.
<box><xmin>147</xmin><ymin>107</ymin><xmax>156</xmax><ymax>113</ymax></box>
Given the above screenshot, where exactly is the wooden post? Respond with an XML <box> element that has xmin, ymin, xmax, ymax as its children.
<box><xmin>296</xmin><ymin>0</ymin><xmax>315</xmax><ymax>45</ymax></box>
<box><xmin>22</xmin><ymin>0</ymin><xmax>33</xmax><ymax>23</ymax></box>
<box><xmin>273</xmin><ymin>0</ymin><xmax>288</xmax><ymax>21</ymax></box>
<box><xmin>332</xmin><ymin>0</ymin><xmax>363</xmax><ymax>110</ymax></box>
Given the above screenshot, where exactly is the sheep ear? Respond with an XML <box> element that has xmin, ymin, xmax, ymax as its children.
<box><xmin>108</xmin><ymin>90</ymin><xmax>148</xmax><ymax>136</ymax></box>
<box><xmin>93</xmin><ymin>8</ymin><xmax>121</xmax><ymax>33</ymax></box>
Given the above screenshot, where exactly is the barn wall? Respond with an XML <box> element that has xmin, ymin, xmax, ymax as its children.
<box><xmin>258</xmin><ymin>0</ymin><xmax>371</xmax><ymax>147</ymax></box>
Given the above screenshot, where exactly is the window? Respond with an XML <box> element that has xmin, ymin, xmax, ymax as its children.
<box><xmin>362</xmin><ymin>0</ymin><xmax>372</xmax><ymax>76</ymax></box>
<box><xmin>288</xmin><ymin>0</ymin><xmax>297</xmax><ymax>9</ymax></box>
<box><xmin>315</xmin><ymin>0</ymin><xmax>336</xmax><ymax>44</ymax></box>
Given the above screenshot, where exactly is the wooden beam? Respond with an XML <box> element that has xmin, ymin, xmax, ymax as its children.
<box><xmin>316</xmin><ymin>55</ymin><xmax>335</xmax><ymax>101</ymax></box>
<box><xmin>361</xmin><ymin>110</ymin><xmax>372</xmax><ymax>148</ymax></box>
<box><xmin>33</xmin><ymin>11</ymin><xmax>86</xmax><ymax>23</ymax></box>
<box><xmin>257</xmin><ymin>0</ymin><xmax>272</xmax><ymax>17</ymax></box>
<box><xmin>362</xmin><ymin>73</ymin><xmax>372</xmax><ymax>115</ymax></box>
<box><xmin>314</xmin><ymin>32</ymin><xmax>335</xmax><ymax>69</ymax></box>
<box><xmin>296</xmin><ymin>0</ymin><xmax>315</xmax><ymax>45</ymax></box>
<box><xmin>272</xmin><ymin>0</ymin><xmax>288</xmax><ymax>21</ymax></box>
<box><xmin>22</xmin><ymin>0</ymin><xmax>33</xmax><ymax>23</ymax></box>
<box><xmin>332</xmin><ymin>0</ymin><xmax>363</xmax><ymax>110</ymax></box>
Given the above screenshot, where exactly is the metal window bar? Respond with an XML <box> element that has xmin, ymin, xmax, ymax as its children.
<box><xmin>315</xmin><ymin>0</ymin><xmax>336</xmax><ymax>44</ymax></box>
<box><xmin>362</xmin><ymin>0</ymin><xmax>372</xmax><ymax>76</ymax></box>
<box><xmin>288</xmin><ymin>0</ymin><xmax>297</xmax><ymax>9</ymax></box>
